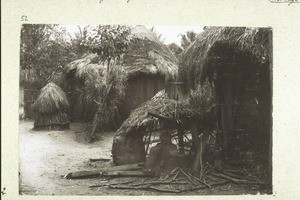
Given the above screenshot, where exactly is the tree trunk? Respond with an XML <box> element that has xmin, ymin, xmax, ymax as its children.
<box><xmin>177</xmin><ymin>126</ymin><xmax>184</xmax><ymax>155</ymax></box>
<box><xmin>192</xmin><ymin>129</ymin><xmax>210</xmax><ymax>177</ymax></box>
<box><xmin>89</xmin><ymin>110</ymin><xmax>100</xmax><ymax>142</ymax></box>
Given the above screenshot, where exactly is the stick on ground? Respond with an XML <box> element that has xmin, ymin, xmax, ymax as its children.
<box><xmin>108</xmin><ymin>185</ymin><xmax>181</xmax><ymax>193</ymax></box>
<box><xmin>130</xmin><ymin>181</ymin><xmax>188</xmax><ymax>187</ymax></box>
<box><xmin>89</xmin><ymin>178</ymin><xmax>138</xmax><ymax>188</ymax></box>
<box><xmin>180</xmin><ymin>180</ymin><xmax>229</xmax><ymax>192</ymax></box>
<box><xmin>89</xmin><ymin>158</ymin><xmax>111</xmax><ymax>162</ymax></box>
<box><xmin>210</xmin><ymin>172</ymin><xmax>268</xmax><ymax>185</ymax></box>
<box><xmin>64</xmin><ymin>163</ymin><xmax>144</xmax><ymax>179</ymax></box>
<box><xmin>180</xmin><ymin>169</ymin><xmax>199</xmax><ymax>186</ymax></box>
<box><xmin>187</xmin><ymin>172</ymin><xmax>211</xmax><ymax>188</ymax></box>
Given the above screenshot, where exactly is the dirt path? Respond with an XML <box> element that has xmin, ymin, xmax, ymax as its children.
<box><xmin>19</xmin><ymin>120</ymin><xmax>114</xmax><ymax>195</ymax></box>
<box><xmin>19</xmin><ymin>120</ymin><xmax>267</xmax><ymax>196</ymax></box>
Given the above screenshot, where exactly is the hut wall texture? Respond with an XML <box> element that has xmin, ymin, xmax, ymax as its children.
<box><xmin>204</xmin><ymin>45</ymin><xmax>271</xmax><ymax>160</ymax></box>
<box><xmin>122</xmin><ymin>74</ymin><xmax>166</xmax><ymax>118</ymax></box>
<box><xmin>216</xmin><ymin>63</ymin><xmax>271</xmax><ymax>160</ymax></box>
<box><xmin>68</xmin><ymin>92</ymin><xmax>97</xmax><ymax>122</ymax></box>
<box><xmin>34</xmin><ymin>111</ymin><xmax>69</xmax><ymax>130</ymax></box>
<box><xmin>68</xmin><ymin>73</ymin><xmax>166</xmax><ymax>123</ymax></box>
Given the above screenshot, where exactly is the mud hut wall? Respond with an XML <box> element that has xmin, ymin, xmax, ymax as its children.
<box><xmin>122</xmin><ymin>74</ymin><xmax>166</xmax><ymax>118</ymax></box>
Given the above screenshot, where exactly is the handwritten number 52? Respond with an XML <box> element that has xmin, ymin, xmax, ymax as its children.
<box><xmin>21</xmin><ymin>15</ymin><xmax>28</xmax><ymax>21</ymax></box>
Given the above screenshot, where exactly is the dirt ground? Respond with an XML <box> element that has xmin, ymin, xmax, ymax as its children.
<box><xmin>19</xmin><ymin>120</ymin><xmax>270</xmax><ymax>196</ymax></box>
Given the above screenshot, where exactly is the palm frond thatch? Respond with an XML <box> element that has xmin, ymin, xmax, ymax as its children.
<box><xmin>179</xmin><ymin>26</ymin><xmax>272</xmax><ymax>90</ymax></box>
<box><xmin>32</xmin><ymin>82</ymin><xmax>69</xmax><ymax>114</ymax></box>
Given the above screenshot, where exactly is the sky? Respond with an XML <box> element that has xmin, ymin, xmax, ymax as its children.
<box><xmin>64</xmin><ymin>25</ymin><xmax>204</xmax><ymax>46</ymax></box>
<box><xmin>146</xmin><ymin>25</ymin><xmax>204</xmax><ymax>45</ymax></box>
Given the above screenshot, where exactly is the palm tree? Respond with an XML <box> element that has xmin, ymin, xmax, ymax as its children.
<box><xmin>180</xmin><ymin>31</ymin><xmax>197</xmax><ymax>49</ymax></box>
<box><xmin>149</xmin><ymin>26</ymin><xmax>165</xmax><ymax>43</ymax></box>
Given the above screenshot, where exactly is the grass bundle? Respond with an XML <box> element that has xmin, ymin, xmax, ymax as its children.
<box><xmin>32</xmin><ymin>82</ymin><xmax>69</xmax><ymax>114</ymax></box>
<box><xmin>32</xmin><ymin>82</ymin><xmax>70</xmax><ymax>130</ymax></box>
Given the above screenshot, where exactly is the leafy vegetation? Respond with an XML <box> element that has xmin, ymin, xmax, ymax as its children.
<box><xmin>82</xmin><ymin>25</ymin><xmax>139</xmax><ymax>72</ymax></box>
<box><xmin>79</xmin><ymin>25</ymin><xmax>141</xmax><ymax>140</ymax></box>
<box><xmin>20</xmin><ymin>24</ymin><xmax>79</xmax><ymax>88</ymax></box>
<box><xmin>167</xmin><ymin>31</ymin><xmax>198</xmax><ymax>58</ymax></box>
<box><xmin>89</xmin><ymin>64</ymin><xmax>128</xmax><ymax>140</ymax></box>
<box><xmin>180</xmin><ymin>31</ymin><xmax>197</xmax><ymax>49</ymax></box>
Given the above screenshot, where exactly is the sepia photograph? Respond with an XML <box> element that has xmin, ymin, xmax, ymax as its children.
<box><xmin>18</xmin><ymin>24</ymin><xmax>272</xmax><ymax>195</ymax></box>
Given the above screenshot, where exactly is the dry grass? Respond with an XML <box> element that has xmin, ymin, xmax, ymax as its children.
<box><xmin>64</xmin><ymin>26</ymin><xmax>178</xmax><ymax>83</ymax></box>
<box><xmin>114</xmin><ymin>84</ymin><xmax>216</xmax><ymax>141</ymax></box>
<box><xmin>32</xmin><ymin>82</ymin><xmax>69</xmax><ymax>114</ymax></box>
<box><xmin>179</xmin><ymin>27</ymin><xmax>272</xmax><ymax>90</ymax></box>
<box><xmin>90</xmin><ymin>64</ymin><xmax>128</xmax><ymax>133</ymax></box>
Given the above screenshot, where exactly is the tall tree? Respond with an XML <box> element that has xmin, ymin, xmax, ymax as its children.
<box><xmin>81</xmin><ymin>25</ymin><xmax>140</xmax><ymax>141</ymax></box>
<box><xmin>82</xmin><ymin>25</ymin><xmax>138</xmax><ymax>72</ymax></box>
<box><xmin>20</xmin><ymin>24</ymin><xmax>77</xmax><ymax>88</ymax></box>
<box><xmin>68</xmin><ymin>25</ymin><xmax>89</xmax><ymax>57</ymax></box>
<box><xmin>149</xmin><ymin>26</ymin><xmax>165</xmax><ymax>43</ymax></box>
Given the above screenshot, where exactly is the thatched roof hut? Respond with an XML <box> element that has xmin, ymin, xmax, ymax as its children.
<box><xmin>32</xmin><ymin>82</ymin><xmax>70</xmax><ymax>130</ymax></box>
<box><xmin>112</xmin><ymin>84</ymin><xmax>216</xmax><ymax>164</ymax></box>
<box><xmin>63</xmin><ymin>26</ymin><xmax>178</xmax><ymax>122</ymax></box>
<box><xmin>65</xmin><ymin>26</ymin><xmax>178</xmax><ymax>81</ymax></box>
<box><xmin>179</xmin><ymin>27</ymin><xmax>272</xmax><ymax>162</ymax></box>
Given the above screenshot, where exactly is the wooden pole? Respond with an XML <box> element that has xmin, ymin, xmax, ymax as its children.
<box><xmin>64</xmin><ymin>163</ymin><xmax>144</xmax><ymax>179</ymax></box>
<box><xmin>177</xmin><ymin>126</ymin><xmax>184</xmax><ymax>155</ymax></box>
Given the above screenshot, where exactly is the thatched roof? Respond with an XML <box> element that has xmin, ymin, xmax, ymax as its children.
<box><xmin>64</xmin><ymin>54</ymin><xmax>106</xmax><ymax>81</ymax></box>
<box><xmin>64</xmin><ymin>26</ymin><xmax>178</xmax><ymax>81</ymax></box>
<box><xmin>179</xmin><ymin>26</ymin><xmax>272</xmax><ymax>90</ymax></box>
<box><xmin>32</xmin><ymin>82</ymin><xmax>69</xmax><ymax>114</ymax></box>
<box><xmin>114</xmin><ymin>85</ymin><xmax>215</xmax><ymax>141</ymax></box>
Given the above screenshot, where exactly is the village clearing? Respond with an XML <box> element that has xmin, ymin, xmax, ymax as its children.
<box><xmin>19</xmin><ymin>120</ymin><xmax>270</xmax><ymax>195</ymax></box>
